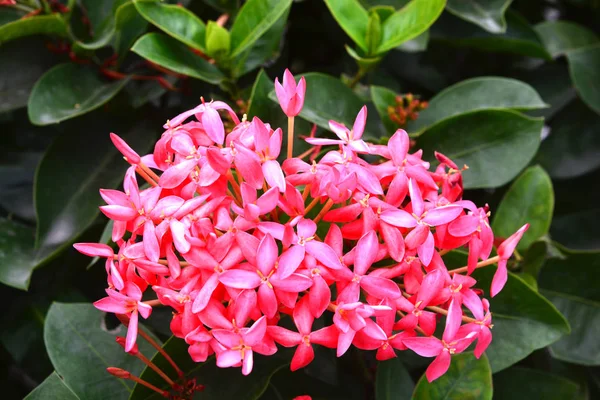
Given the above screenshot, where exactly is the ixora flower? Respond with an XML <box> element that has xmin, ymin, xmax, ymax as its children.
<box><xmin>75</xmin><ymin>71</ymin><xmax>528</xmax><ymax>397</ymax></box>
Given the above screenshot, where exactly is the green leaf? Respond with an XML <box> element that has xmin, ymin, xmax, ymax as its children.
<box><xmin>0</xmin><ymin>14</ymin><xmax>68</xmax><ymax>46</ymax></box>
<box><xmin>566</xmin><ymin>44</ymin><xmax>600</xmax><ymax>115</ymax></box>
<box><xmin>132</xmin><ymin>33</ymin><xmax>225</xmax><ymax>84</ymax></box>
<box><xmin>406</xmin><ymin>77</ymin><xmax>547</xmax><ymax>135</ymax></box>
<box><xmin>0</xmin><ymin>218</ymin><xmax>37</xmax><ymax>290</ymax></box>
<box><xmin>130</xmin><ymin>336</ymin><xmax>289</xmax><ymax>400</ymax></box>
<box><xmin>412</xmin><ymin>352</ymin><xmax>492</xmax><ymax>399</ymax></box>
<box><xmin>34</xmin><ymin>116</ymin><xmax>156</xmax><ymax>255</ymax></box>
<box><xmin>28</xmin><ymin>64</ymin><xmax>129</xmax><ymax>126</ymax></box>
<box><xmin>0</xmin><ymin>7</ymin><xmax>25</xmax><ymax>26</ymax></box>
<box><xmin>44</xmin><ymin>303</ymin><xmax>161</xmax><ymax>400</ymax></box>
<box><xmin>431</xmin><ymin>11</ymin><xmax>552</xmax><ymax>60</ymax></box>
<box><xmin>537</xmin><ymin>101</ymin><xmax>600</xmax><ymax>179</ymax></box>
<box><xmin>416</xmin><ymin>110</ymin><xmax>542</xmax><ymax>189</ymax></box>
<box><xmin>325</xmin><ymin>0</ymin><xmax>370</xmax><ymax>52</ymax></box>
<box><xmin>375</xmin><ymin>357</ymin><xmax>414</xmax><ymax>400</ymax></box>
<box><xmin>229</xmin><ymin>0</ymin><xmax>293</xmax><ymax>58</ymax></box>
<box><xmin>538</xmin><ymin>250</ymin><xmax>600</xmax><ymax>365</ymax></box>
<box><xmin>446</xmin><ymin>0</ymin><xmax>513</xmax><ymax>33</ymax></box>
<box><xmin>378</xmin><ymin>0</ymin><xmax>445</xmax><ymax>54</ymax></box>
<box><xmin>24</xmin><ymin>372</ymin><xmax>80</xmax><ymax>400</ymax></box>
<box><xmin>492</xmin><ymin>166</ymin><xmax>554</xmax><ymax>251</ymax></box>
<box><xmin>493</xmin><ymin>366</ymin><xmax>580</xmax><ymax>400</ymax></box>
<box><xmin>471</xmin><ymin>266</ymin><xmax>570</xmax><ymax>372</ymax></box>
<box><xmin>535</xmin><ymin>21</ymin><xmax>599</xmax><ymax>58</ymax></box>
<box><xmin>370</xmin><ymin>85</ymin><xmax>398</xmax><ymax>133</ymax></box>
<box><xmin>205</xmin><ymin>20</ymin><xmax>231</xmax><ymax>58</ymax></box>
<box><xmin>134</xmin><ymin>0</ymin><xmax>206</xmax><ymax>52</ymax></box>
<box><xmin>114</xmin><ymin>2</ymin><xmax>149</xmax><ymax>64</ymax></box>
<box><xmin>520</xmin><ymin>63</ymin><xmax>576</xmax><ymax>119</ymax></box>
<box><xmin>366</xmin><ymin>10</ymin><xmax>383</xmax><ymax>54</ymax></box>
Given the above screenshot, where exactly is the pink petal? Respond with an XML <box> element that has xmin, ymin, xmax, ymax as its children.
<box><xmin>498</xmin><ymin>224</ymin><xmax>530</xmax><ymax>260</ymax></box>
<box><xmin>351</xmin><ymin>106</ymin><xmax>367</xmax><ymax>140</ymax></box>
<box><xmin>158</xmin><ymin>159</ymin><xmax>196</xmax><ymax>189</ymax></box>
<box><xmin>306</xmin><ymin>241</ymin><xmax>343</xmax><ymax>270</ymax></box>
<box><xmin>262</xmin><ymin>160</ymin><xmax>286</xmax><ymax>192</ymax></box>
<box><xmin>491</xmin><ymin>260</ymin><xmax>507</xmax><ymax>297</ymax></box>
<box><xmin>219</xmin><ymin>270</ymin><xmax>261</xmax><ymax>289</ymax></box>
<box><xmin>328</xmin><ymin>120</ymin><xmax>350</xmax><ymax>142</ymax></box>
<box><xmin>267</xmin><ymin>326</ymin><xmax>302</xmax><ymax>347</ymax></box>
<box><xmin>202</xmin><ymin>107</ymin><xmax>225</xmax><ymax>145</ymax></box>
<box><xmin>217</xmin><ymin>349</ymin><xmax>242</xmax><ymax>368</ymax></box>
<box><xmin>143</xmin><ymin>221</ymin><xmax>160</xmax><ymax>262</ymax></box>
<box><xmin>235</xmin><ymin>146</ymin><xmax>264</xmax><ymax>189</ymax></box>
<box><xmin>192</xmin><ymin>273</ymin><xmax>219</xmax><ymax>313</ymax></box>
<box><xmin>426</xmin><ymin>351</ymin><xmax>451</xmax><ymax>382</ymax></box>
<box><xmin>380</xmin><ymin>209</ymin><xmax>418</xmax><ymax>228</ymax></box>
<box><xmin>73</xmin><ymin>243</ymin><xmax>113</xmax><ymax>258</ymax></box>
<box><xmin>448</xmin><ymin>215</ymin><xmax>479</xmax><ymax>237</ymax></box>
<box><xmin>310</xmin><ymin>326</ymin><xmax>339</xmax><ymax>348</ymax></box>
<box><xmin>206</xmin><ymin>147</ymin><xmax>230</xmax><ymax>175</ymax></box>
<box><xmin>405</xmin><ymin>224</ymin><xmax>429</xmax><ymax>249</ymax></box>
<box><xmin>337</xmin><ymin>330</ymin><xmax>356</xmax><ymax>357</ymax></box>
<box><xmin>308</xmin><ymin>274</ymin><xmax>331</xmax><ymax>318</ymax></box>
<box><xmin>474</xmin><ymin>327</ymin><xmax>492</xmax><ymax>358</ymax></box>
<box><xmin>388</xmin><ymin>129</ymin><xmax>409</xmax><ymax>165</ymax></box>
<box><xmin>291</xmin><ymin>344</ymin><xmax>314</xmax><ymax>371</ymax></box>
<box><xmin>354</xmin><ymin>231</ymin><xmax>379</xmax><ymax>276</ymax></box>
<box><xmin>422</xmin><ymin>206</ymin><xmax>463</xmax><ymax>226</ymax></box>
<box><xmin>305</xmin><ymin>137</ymin><xmax>343</xmax><ymax>146</ymax></box>
<box><xmin>125</xmin><ymin>310</ymin><xmax>139</xmax><ymax>352</ymax></box>
<box><xmin>277</xmin><ymin>245</ymin><xmax>305</xmax><ymax>280</ymax></box>
<box><xmin>170</xmin><ymin>219</ymin><xmax>190</xmax><ymax>254</ymax></box>
<box><xmin>271</xmin><ymin>273</ymin><xmax>313</xmax><ymax>292</ymax></box>
<box><xmin>258</xmin><ymin>284</ymin><xmax>278</xmax><ymax>318</ymax></box>
<box><xmin>110</xmin><ymin>133</ymin><xmax>140</xmax><ymax>164</ymax></box>
<box><xmin>242</xmin><ymin>350</ymin><xmax>254</xmax><ymax>375</ymax></box>
<box><xmin>93</xmin><ymin>297</ymin><xmax>129</xmax><ymax>314</ymax></box>
<box><xmin>257</xmin><ymin>233</ymin><xmax>278</xmax><ymax>275</ymax></box>
<box><xmin>256</xmin><ymin>186</ymin><xmax>280</xmax><ymax>214</ymax></box>
<box><xmin>293</xmin><ymin>297</ymin><xmax>314</xmax><ymax>334</ymax></box>
<box><xmin>361</xmin><ymin>276</ymin><xmax>401</xmax><ymax>299</ymax></box>
<box><xmin>417</xmin><ymin>230</ymin><xmax>435</xmax><ymax>267</ymax></box>
<box><xmin>443</xmin><ymin>297</ymin><xmax>463</xmax><ymax>343</ymax></box>
<box><xmin>402</xmin><ymin>336</ymin><xmax>443</xmax><ymax>357</ymax></box>
<box><xmin>380</xmin><ymin>222</ymin><xmax>405</xmax><ymax>262</ymax></box>
<box><xmin>417</xmin><ymin>269</ymin><xmax>444</xmax><ymax>306</ymax></box>
<box><xmin>100</xmin><ymin>205</ymin><xmax>137</xmax><ymax>221</ymax></box>
<box><xmin>244</xmin><ymin>316</ymin><xmax>267</xmax><ymax>345</ymax></box>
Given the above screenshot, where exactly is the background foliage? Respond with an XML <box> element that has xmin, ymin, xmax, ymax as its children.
<box><xmin>1</xmin><ymin>0</ymin><xmax>600</xmax><ymax>398</ymax></box>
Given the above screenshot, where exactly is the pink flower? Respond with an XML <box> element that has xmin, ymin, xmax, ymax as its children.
<box><xmin>306</xmin><ymin>106</ymin><xmax>370</xmax><ymax>153</ymax></box>
<box><xmin>491</xmin><ymin>224</ymin><xmax>529</xmax><ymax>296</ymax></box>
<box><xmin>274</xmin><ymin>69</ymin><xmax>306</xmax><ymax>117</ymax></box>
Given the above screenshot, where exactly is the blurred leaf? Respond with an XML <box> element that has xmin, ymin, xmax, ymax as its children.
<box><xmin>130</xmin><ymin>336</ymin><xmax>288</xmax><ymax>400</ymax></box>
<box><xmin>417</xmin><ymin>110</ymin><xmax>542</xmax><ymax>188</ymax></box>
<box><xmin>132</xmin><ymin>33</ymin><xmax>224</xmax><ymax>84</ymax></box>
<box><xmin>375</xmin><ymin>357</ymin><xmax>414</xmax><ymax>400</ymax></box>
<box><xmin>0</xmin><ymin>6</ymin><xmax>24</xmax><ymax>25</ymax></box>
<box><xmin>0</xmin><ymin>218</ymin><xmax>36</xmax><ymax>290</ymax></box>
<box><xmin>492</xmin><ymin>166</ymin><xmax>554</xmax><ymax>251</ymax></box>
<box><xmin>431</xmin><ymin>11</ymin><xmax>552</xmax><ymax>60</ymax></box>
<box><xmin>406</xmin><ymin>77</ymin><xmax>547</xmax><ymax>135</ymax></box>
<box><xmin>345</xmin><ymin>45</ymin><xmax>383</xmax><ymax>71</ymax></box>
<box><xmin>34</xmin><ymin>116</ymin><xmax>156</xmax><ymax>256</ymax></box>
<box><xmin>80</xmin><ymin>0</ymin><xmax>123</xmax><ymax>36</ymax></box>
<box><xmin>537</xmin><ymin>101</ymin><xmax>600</xmax><ymax>179</ymax></box>
<box><xmin>521</xmin><ymin>239</ymin><xmax>565</xmax><ymax>278</ymax></box>
<box><xmin>205</xmin><ymin>20</ymin><xmax>231</xmax><ymax>59</ymax></box>
<box><xmin>44</xmin><ymin>303</ymin><xmax>160</xmax><ymax>400</ymax></box>
<box><xmin>0</xmin><ymin>38</ymin><xmax>61</xmax><ymax>113</ymax></box>
<box><xmin>378</xmin><ymin>0</ymin><xmax>445</xmax><ymax>54</ymax></box>
<box><xmin>0</xmin><ymin>14</ymin><xmax>67</xmax><ymax>46</ymax></box>
<box><xmin>325</xmin><ymin>0</ymin><xmax>370</xmax><ymax>53</ymax></box>
<box><xmin>395</xmin><ymin>30</ymin><xmax>429</xmax><ymax>52</ymax></box>
<box><xmin>24</xmin><ymin>372</ymin><xmax>80</xmax><ymax>400</ymax></box>
<box><xmin>539</xmin><ymin>250</ymin><xmax>600</xmax><ymax>365</ymax></box>
<box><xmin>73</xmin><ymin>0</ymin><xmax>132</xmax><ymax>52</ymax></box>
<box><xmin>114</xmin><ymin>2</ymin><xmax>149</xmax><ymax>64</ymax></box>
<box><xmin>366</xmin><ymin>10</ymin><xmax>383</xmax><ymax>54</ymax></box>
<box><xmin>248</xmin><ymin>69</ymin><xmax>277</xmax><ymax>120</ymax></box>
<box><xmin>567</xmin><ymin>44</ymin><xmax>600</xmax><ymax>115</ymax></box>
<box><xmin>535</xmin><ymin>21</ymin><xmax>599</xmax><ymax>58</ymax></box>
<box><xmin>370</xmin><ymin>85</ymin><xmax>397</xmax><ymax>133</ymax></box>
<box><xmin>412</xmin><ymin>352</ymin><xmax>492</xmax><ymax>399</ymax></box>
<box><xmin>229</xmin><ymin>0</ymin><xmax>292</xmax><ymax>58</ymax></box>
<box><xmin>446</xmin><ymin>0</ymin><xmax>513</xmax><ymax>34</ymax></box>
<box><xmin>28</xmin><ymin>64</ymin><xmax>129</xmax><ymax>125</ymax></box>
<box><xmin>203</xmin><ymin>0</ymin><xmax>240</xmax><ymax>14</ymax></box>
<box><xmin>134</xmin><ymin>0</ymin><xmax>206</xmax><ymax>52</ymax></box>
<box><xmin>520</xmin><ymin>63</ymin><xmax>576</xmax><ymax>119</ymax></box>
<box><xmin>493</xmin><ymin>366</ymin><xmax>579</xmax><ymax>399</ymax></box>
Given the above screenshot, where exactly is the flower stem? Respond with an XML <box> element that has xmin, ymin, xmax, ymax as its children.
<box><xmin>135</xmin><ymin>166</ymin><xmax>158</xmax><ymax>187</ymax></box>
<box><xmin>304</xmin><ymin>197</ymin><xmax>320</xmax><ymax>215</ymax></box>
<box><xmin>448</xmin><ymin>255</ymin><xmax>500</xmax><ymax>275</ymax></box>
<box><xmin>287</xmin><ymin>116</ymin><xmax>295</xmax><ymax>159</ymax></box>
<box><xmin>302</xmin><ymin>184</ymin><xmax>312</xmax><ymax>202</ymax></box>
<box><xmin>143</xmin><ymin>299</ymin><xmax>163</xmax><ymax>307</ymax></box>
<box><xmin>139</xmin><ymin>162</ymin><xmax>161</xmax><ymax>183</ymax></box>
<box><xmin>136</xmin><ymin>352</ymin><xmax>177</xmax><ymax>388</ymax></box>
<box><xmin>313</xmin><ymin>199</ymin><xmax>334</xmax><ymax>224</ymax></box>
<box><xmin>348</xmin><ymin>68</ymin><xmax>367</xmax><ymax>89</ymax></box>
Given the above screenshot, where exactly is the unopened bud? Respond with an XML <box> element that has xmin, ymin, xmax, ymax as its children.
<box><xmin>116</xmin><ymin>336</ymin><xmax>139</xmax><ymax>355</ymax></box>
<box><xmin>110</xmin><ymin>133</ymin><xmax>141</xmax><ymax>165</ymax></box>
<box><xmin>107</xmin><ymin>367</ymin><xmax>130</xmax><ymax>379</ymax></box>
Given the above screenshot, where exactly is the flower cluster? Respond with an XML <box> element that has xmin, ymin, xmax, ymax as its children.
<box><xmin>75</xmin><ymin>69</ymin><xmax>527</xmax><ymax>385</ymax></box>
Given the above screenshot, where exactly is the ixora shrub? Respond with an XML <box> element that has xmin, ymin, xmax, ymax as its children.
<box><xmin>73</xmin><ymin>71</ymin><xmax>527</xmax><ymax>397</ymax></box>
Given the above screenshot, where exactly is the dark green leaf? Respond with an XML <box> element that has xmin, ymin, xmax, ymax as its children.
<box><xmin>44</xmin><ymin>303</ymin><xmax>161</xmax><ymax>400</ymax></box>
<box><xmin>431</xmin><ymin>11</ymin><xmax>552</xmax><ymax>60</ymax></box>
<box><xmin>370</xmin><ymin>85</ymin><xmax>398</xmax><ymax>133</ymax></box>
<box><xmin>0</xmin><ymin>7</ymin><xmax>25</xmax><ymax>26</ymax></box>
<box><xmin>229</xmin><ymin>0</ymin><xmax>292</xmax><ymax>58</ymax></box>
<box><xmin>0</xmin><ymin>218</ymin><xmax>36</xmax><ymax>290</ymax></box>
<box><xmin>28</xmin><ymin>64</ymin><xmax>129</xmax><ymax>125</ymax></box>
<box><xmin>114</xmin><ymin>2</ymin><xmax>149</xmax><ymax>64</ymax></box>
<box><xmin>412</xmin><ymin>352</ymin><xmax>492</xmax><ymax>399</ymax></box>
<box><xmin>378</xmin><ymin>0</ymin><xmax>445</xmax><ymax>54</ymax></box>
<box><xmin>537</xmin><ymin>101</ymin><xmax>600</xmax><ymax>179</ymax></box>
<box><xmin>134</xmin><ymin>0</ymin><xmax>206</xmax><ymax>52</ymax></box>
<box><xmin>132</xmin><ymin>33</ymin><xmax>225</xmax><ymax>84</ymax></box>
<box><xmin>539</xmin><ymin>250</ymin><xmax>600</xmax><ymax>365</ymax></box>
<box><xmin>34</xmin><ymin>116</ymin><xmax>156</xmax><ymax>255</ymax></box>
<box><xmin>493</xmin><ymin>366</ymin><xmax>579</xmax><ymax>400</ymax></box>
<box><xmin>325</xmin><ymin>0</ymin><xmax>370</xmax><ymax>52</ymax></box>
<box><xmin>375</xmin><ymin>357</ymin><xmax>414</xmax><ymax>400</ymax></box>
<box><xmin>446</xmin><ymin>0</ymin><xmax>513</xmax><ymax>33</ymax></box>
<box><xmin>520</xmin><ymin>63</ymin><xmax>577</xmax><ymax>119</ymax></box>
<box><xmin>24</xmin><ymin>372</ymin><xmax>80</xmax><ymax>400</ymax></box>
<box><xmin>406</xmin><ymin>77</ymin><xmax>547</xmax><ymax>135</ymax></box>
<box><xmin>535</xmin><ymin>21</ymin><xmax>599</xmax><ymax>58</ymax></box>
<box><xmin>492</xmin><ymin>166</ymin><xmax>554</xmax><ymax>251</ymax></box>
<box><xmin>416</xmin><ymin>110</ymin><xmax>542</xmax><ymax>188</ymax></box>
<box><xmin>566</xmin><ymin>44</ymin><xmax>600</xmax><ymax>115</ymax></box>
<box><xmin>0</xmin><ymin>14</ymin><xmax>68</xmax><ymax>46</ymax></box>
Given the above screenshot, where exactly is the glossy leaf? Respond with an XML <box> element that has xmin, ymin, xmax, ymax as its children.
<box><xmin>406</xmin><ymin>77</ymin><xmax>547</xmax><ymax>134</ymax></box>
<box><xmin>229</xmin><ymin>0</ymin><xmax>293</xmax><ymax>58</ymax></box>
<box><xmin>493</xmin><ymin>366</ymin><xmax>580</xmax><ymax>400</ymax></box>
<box><xmin>24</xmin><ymin>372</ymin><xmax>80</xmax><ymax>400</ymax></box>
<box><xmin>44</xmin><ymin>303</ymin><xmax>160</xmax><ymax>400</ymax></box>
<box><xmin>371</xmin><ymin>85</ymin><xmax>398</xmax><ymax>133</ymax></box>
<box><xmin>325</xmin><ymin>0</ymin><xmax>370</xmax><ymax>52</ymax></box>
<box><xmin>132</xmin><ymin>33</ymin><xmax>225</xmax><ymax>84</ymax></box>
<box><xmin>417</xmin><ymin>110</ymin><xmax>542</xmax><ymax>188</ymax></box>
<box><xmin>378</xmin><ymin>0</ymin><xmax>445</xmax><ymax>54</ymax></box>
<box><xmin>412</xmin><ymin>352</ymin><xmax>492</xmax><ymax>399</ymax></box>
<box><xmin>134</xmin><ymin>0</ymin><xmax>206</xmax><ymax>51</ymax></box>
<box><xmin>114</xmin><ymin>2</ymin><xmax>149</xmax><ymax>64</ymax></box>
<box><xmin>566</xmin><ymin>44</ymin><xmax>600</xmax><ymax>115</ymax></box>
<box><xmin>446</xmin><ymin>0</ymin><xmax>513</xmax><ymax>33</ymax></box>
<box><xmin>535</xmin><ymin>21</ymin><xmax>599</xmax><ymax>58</ymax></box>
<box><xmin>492</xmin><ymin>166</ymin><xmax>554</xmax><ymax>250</ymax></box>
<box><xmin>537</xmin><ymin>101</ymin><xmax>600</xmax><ymax>179</ymax></box>
<box><xmin>0</xmin><ymin>218</ymin><xmax>37</xmax><ymax>290</ymax></box>
<box><xmin>34</xmin><ymin>116</ymin><xmax>156</xmax><ymax>255</ymax></box>
<box><xmin>539</xmin><ymin>250</ymin><xmax>600</xmax><ymax>365</ymax></box>
<box><xmin>0</xmin><ymin>14</ymin><xmax>67</xmax><ymax>46</ymax></box>
<box><xmin>520</xmin><ymin>63</ymin><xmax>576</xmax><ymax>119</ymax></box>
<box><xmin>28</xmin><ymin>64</ymin><xmax>128</xmax><ymax>126</ymax></box>
<box><xmin>375</xmin><ymin>357</ymin><xmax>414</xmax><ymax>400</ymax></box>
